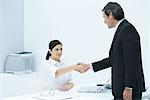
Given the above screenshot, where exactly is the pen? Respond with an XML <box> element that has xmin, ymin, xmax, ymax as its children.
<box><xmin>96</xmin><ymin>84</ymin><xmax>104</xmax><ymax>86</ymax></box>
<box><xmin>32</xmin><ymin>97</ymin><xmax>46</xmax><ymax>100</ymax></box>
<box><xmin>59</xmin><ymin>97</ymin><xmax>73</xmax><ymax>100</ymax></box>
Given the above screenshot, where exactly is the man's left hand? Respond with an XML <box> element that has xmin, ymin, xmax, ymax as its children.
<box><xmin>123</xmin><ymin>88</ymin><xmax>132</xmax><ymax>100</ymax></box>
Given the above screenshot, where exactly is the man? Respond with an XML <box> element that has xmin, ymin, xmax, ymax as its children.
<box><xmin>77</xmin><ymin>2</ymin><xmax>146</xmax><ymax>100</ymax></box>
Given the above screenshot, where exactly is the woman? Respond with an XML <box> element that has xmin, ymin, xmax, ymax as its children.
<box><xmin>40</xmin><ymin>40</ymin><xmax>87</xmax><ymax>91</ymax></box>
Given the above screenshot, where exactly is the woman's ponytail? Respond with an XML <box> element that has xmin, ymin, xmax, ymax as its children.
<box><xmin>46</xmin><ymin>51</ymin><xmax>51</xmax><ymax>60</ymax></box>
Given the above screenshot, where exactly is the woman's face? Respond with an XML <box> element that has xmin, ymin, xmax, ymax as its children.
<box><xmin>49</xmin><ymin>44</ymin><xmax>62</xmax><ymax>61</ymax></box>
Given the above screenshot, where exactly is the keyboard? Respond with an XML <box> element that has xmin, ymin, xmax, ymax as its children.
<box><xmin>77</xmin><ymin>84</ymin><xmax>111</xmax><ymax>93</ymax></box>
<box><xmin>77</xmin><ymin>86</ymin><xmax>104</xmax><ymax>93</ymax></box>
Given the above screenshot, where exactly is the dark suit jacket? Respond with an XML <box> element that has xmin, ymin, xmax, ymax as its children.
<box><xmin>92</xmin><ymin>19</ymin><xmax>146</xmax><ymax>97</ymax></box>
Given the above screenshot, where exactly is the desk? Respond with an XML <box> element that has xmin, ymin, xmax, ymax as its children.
<box><xmin>3</xmin><ymin>88</ymin><xmax>150</xmax><ymax>100</ymax></box>
<box><xmin>3</xmin><ymin>89</ymin><xmax>113</xmax><ymax>100</ymax></box>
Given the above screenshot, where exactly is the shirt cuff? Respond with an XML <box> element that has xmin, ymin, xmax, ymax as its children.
<box><xmin>125</xmin><ymin>87</ymin><xmax>133</xmax><ymax>90</ymax></box>
<box><xmin>89</xmin><ymin>63</ymin><xmax>94</xmax><ymax>71</ymax></box>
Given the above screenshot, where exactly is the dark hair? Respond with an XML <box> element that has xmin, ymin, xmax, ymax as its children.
<box><xmin>102</xmin><ymin>2</ymin><xmax>124</xmax><ymax>21</ymax></box>
<box><xmin>46</xmin><ymin>40</ymin><xmax>62</xmax><ymax>60</ymax></box>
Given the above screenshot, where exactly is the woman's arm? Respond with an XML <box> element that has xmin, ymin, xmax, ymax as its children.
<box><xmin>55</xmin><ymin>64</ymin><xmax>87</xmax><ymax>78</ymax></box>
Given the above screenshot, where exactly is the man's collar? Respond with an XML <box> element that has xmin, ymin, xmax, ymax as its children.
<box><xmin>115</xmin><ymin>18</ymin><xmax>125</xmax><ymax>29</ymax></box>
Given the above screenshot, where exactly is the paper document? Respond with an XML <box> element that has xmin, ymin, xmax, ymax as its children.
<box><xmin>32</xmin><ymin>90</ymin><xmax>79</xmax><ymax>100</ymax></box>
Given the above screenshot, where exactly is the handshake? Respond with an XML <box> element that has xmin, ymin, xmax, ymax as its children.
<box><xmin>74</xmin><ymin>63</ymin><xmax>91</xmax><ymax>73</ymax></box>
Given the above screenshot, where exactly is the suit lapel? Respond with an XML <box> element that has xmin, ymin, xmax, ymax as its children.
<box><xmin>109</xmin><ymin>20</ymin><xmax>127</xmax><ymax>56</ymax></box>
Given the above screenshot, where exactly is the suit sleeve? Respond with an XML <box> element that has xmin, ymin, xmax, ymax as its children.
<box><xmin>92</xmin><ymin>57</ymin><xmax>111</xmax><ymax>72</ymax></box>
<box><xmin>121</xmin><ymin>25</ymin><xmax>140</xmax><ymax>88</ymax></box>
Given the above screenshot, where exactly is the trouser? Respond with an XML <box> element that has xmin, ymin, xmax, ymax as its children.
<box><xmin>114</xmin><ymin>92</ymin><xmax>142</xmax><ymax>100</ymax></box>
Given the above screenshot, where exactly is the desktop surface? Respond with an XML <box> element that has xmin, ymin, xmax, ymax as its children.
<box><xmin>3</xmin><ymin>88</ymin><xmax>113</xmax><ymax>100</ymax></box>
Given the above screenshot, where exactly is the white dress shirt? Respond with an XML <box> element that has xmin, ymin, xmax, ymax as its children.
<box><xmin>114</xmin><ymin>18</ymin><xmax>125</xmax><ymax>33</ymax></box>
<box><xmin>39</xmin><ymin>58</ymin><xmax>72</xmax><ymax>90</ymax></box>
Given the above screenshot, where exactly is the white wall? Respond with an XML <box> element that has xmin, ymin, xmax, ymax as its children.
<box><xmin>0</xmin><ymin>0</ymin><xmax>24</xmax><ymax>72</ymax></box>
<box><xmin>0</xmin><ymin>0</ymin><xmax>3</xmax><ymax>72</ymax></box>
<box><xmin>24</xmin><ymin>0</ymin><xmax>113</xmax><ymax>84</ymax></box>
<box><xmin>24</xmin><ymin>0</ymin><xmax>150</xmax><ymax>86</ymax></box>
<box><xmin>146</xmin><ymin>0</ymin><xmax>150</xmax><ymax>87</ymax></box>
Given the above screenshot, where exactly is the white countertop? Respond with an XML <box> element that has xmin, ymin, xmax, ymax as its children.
<box><xmin>3</xmin><ymin>89</ymin><xmax>113</xmax><ymax>100</ymax></box>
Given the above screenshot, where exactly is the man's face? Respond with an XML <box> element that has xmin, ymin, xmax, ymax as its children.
<box><xmin>103</xmin><ymin>12</ymin><xmax>115</xmax><ymax>29</ymax></box>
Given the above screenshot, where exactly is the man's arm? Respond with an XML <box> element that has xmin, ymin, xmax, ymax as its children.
<box><xmin>76</xmin><ymin>57</ymin><xmax>111</xmax><ymax>73</ymax></box>
<box><xmin>92</xmin><ymin>57</ymin><xmax>111</xmax><ymax>72</ymax></box>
